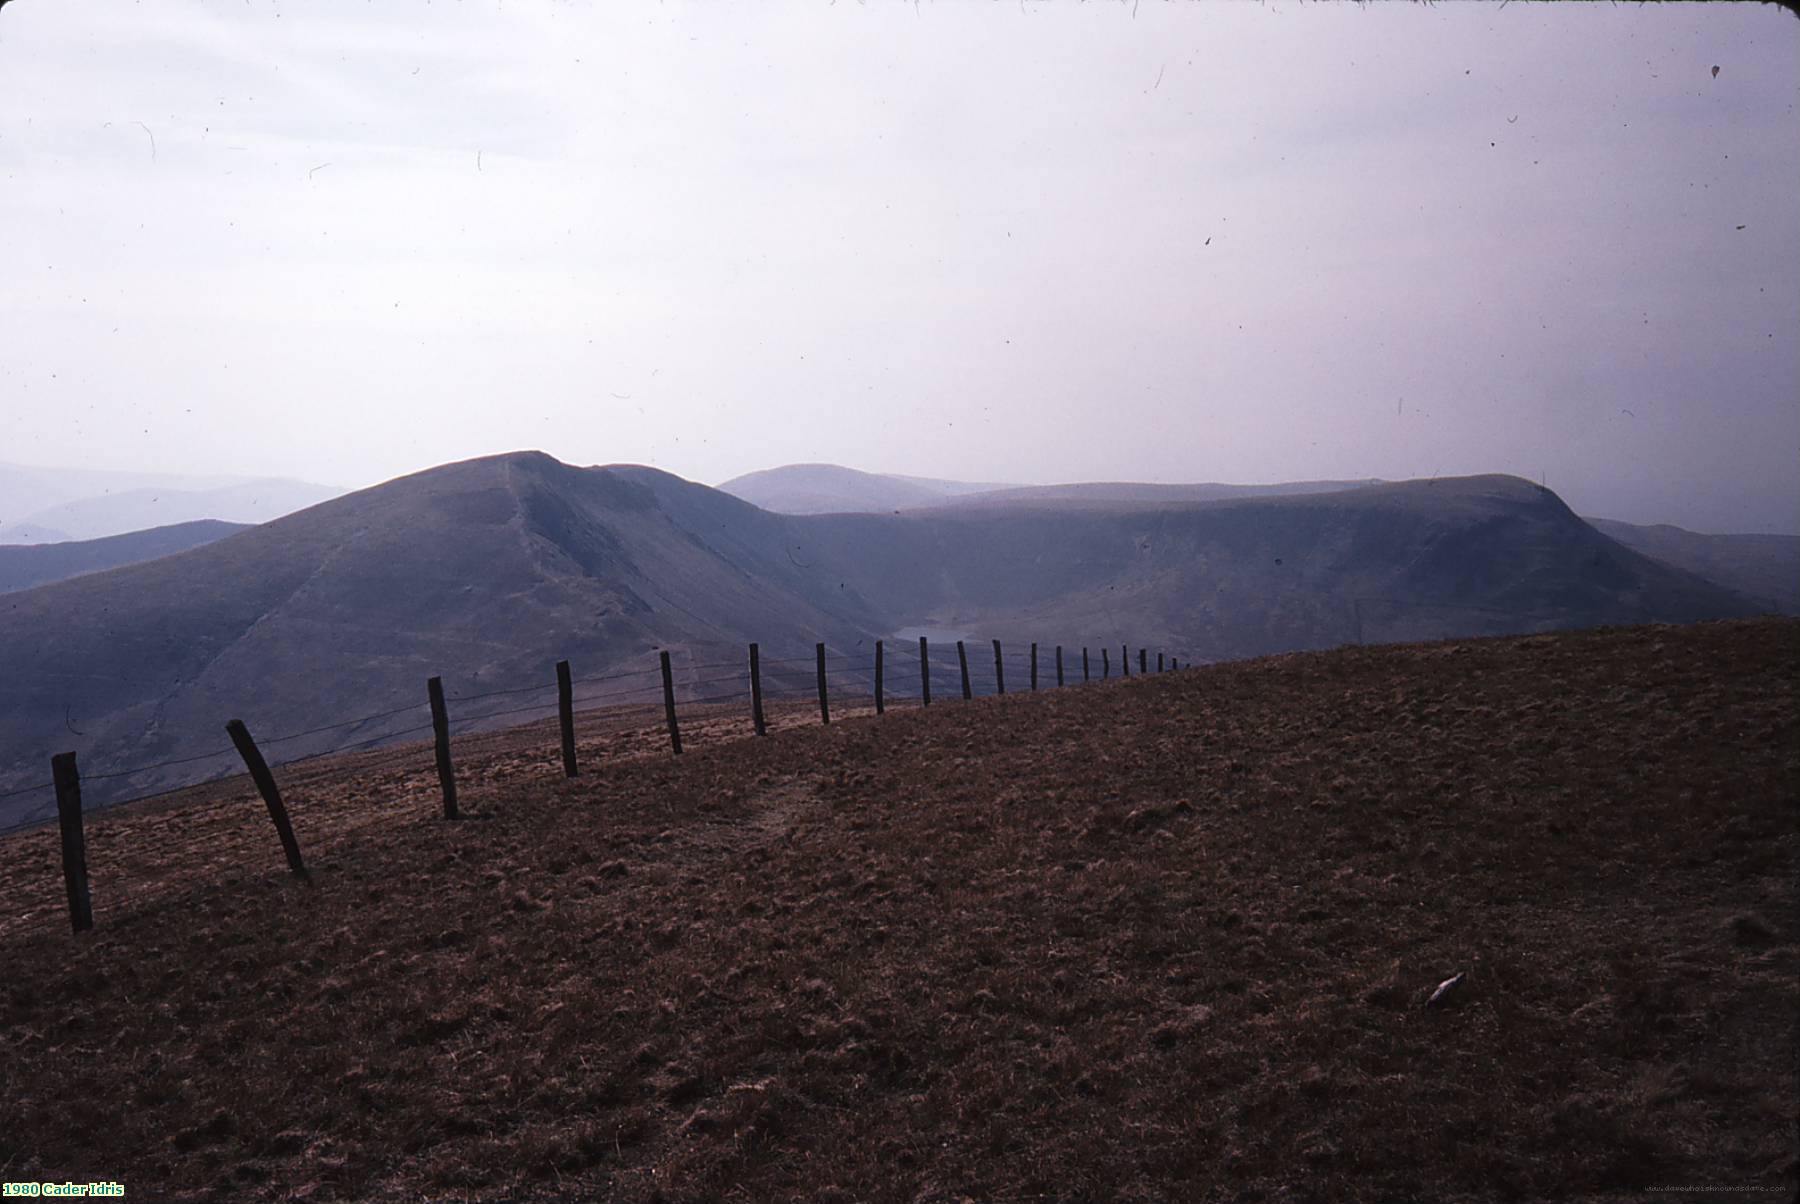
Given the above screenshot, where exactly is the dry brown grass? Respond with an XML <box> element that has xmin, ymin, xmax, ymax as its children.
<box><xmin>2</xmin><ymin>619</ymin><xmax>1795</xmax><ymax>1202</ymax></box>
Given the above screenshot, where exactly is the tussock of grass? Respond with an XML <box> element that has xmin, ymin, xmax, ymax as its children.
<box><xmin>1</xmin><ymin>619</ymin><xmax>1796</xmax><ymax>1202</ymax></box>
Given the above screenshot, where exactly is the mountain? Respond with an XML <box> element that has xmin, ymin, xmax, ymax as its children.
<box><xmin>783</xmin><ymin>473</ymin><xmax>1756</xmax><ymax>659</ymax></box>
<box><xmin>0</xmin><ymin>452</ymin><xmax>882</xmax><ymax>825</ymax></box>
<box><xmin>1585</xmin><ymin>517</ymin><xmax>1799</xmax><ymax>615</ymax></box>
<box><xmin>0</xmin><ymin>520</ymin><xmax>249</xmax><ymax>594</ymax></box>
<box><xmin>716</xmin><ymin>464</ymin><xmax>1013</xmax><ymax>515</ymax></box>
<box><xmin>0</xmin><ymin>478</ymin><xmax>344</xmax><ymax>544</ymax></box>
<box><xmin>0</xmin><ymin>454</ymin><xmax>1758</xmax><ymax>829</ymax></box>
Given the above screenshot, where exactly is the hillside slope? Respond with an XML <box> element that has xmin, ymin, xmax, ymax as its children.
<box><xmin>1</xmin><ymin>620</ymin><xmax>1793</xmax><ymax>1201</ymax></box>
<box><xmin>0</xmin><ymin>520</ymin><xmax>248</xmax><ymax>594</ymax></box>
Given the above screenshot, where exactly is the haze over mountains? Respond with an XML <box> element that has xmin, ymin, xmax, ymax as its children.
<box><xmin>716</xmin><ymin>463</ymin><xmax>1380</xmax><ymax>515</ymax></box>
<box><xmin>0</xmin><ymin>450</ymin><xmax>1768</xmax><ymax>830</ymax></box>
<box><xmin>0</xmin><ymin>462</ymin><xmax>342</xmax><ymax>544</ymax></box>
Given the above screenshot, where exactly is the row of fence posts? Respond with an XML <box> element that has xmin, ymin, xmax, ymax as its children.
<box><xmin>43</xmin><ymin>640</ymin><xmax>1178</xmax><ymax>934</ymax></box>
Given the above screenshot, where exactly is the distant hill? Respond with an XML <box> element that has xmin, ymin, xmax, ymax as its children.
<box><xmin>717</xmin><ymin>464</ymin><xmax>1012</xmax><ymax>515</ymax></box>
<box><xmin>0</xmin><ymin>462</ymin><xmax>246</xmax><ymax>531</ymax></box>
<box><xmin>0</xmin><ymin>453</ymin><xmax>1758</xmax><ymax>829</ymax></box>
<box><xmin>1585</xmin><ymin>517</ymin><xmax>1799</xmax><ymax>615</ymax></box>
<box><xmin>0</xmin><ymin>477</ymin><xmax>343</xmax><ymax>544</ymax></box>
<box><xmin>929</xmin><ymin>478</ymin><xmax>1381</xmax><ymax>510</ymax></box>
<box><xmin>719</xmin><ymin>462</ymin><xmax>1378</xmax><ymax>516</ymax></box>
<box><xmin>0</xmin><ymin>520</ymin><xmax>248</xmax><ymax>594</ymax></box>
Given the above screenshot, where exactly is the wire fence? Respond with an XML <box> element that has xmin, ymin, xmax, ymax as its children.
<box><xmin>0</xmin><ymin>636</ymin><xmax>1184</xmax><ymax>860</ymax></box>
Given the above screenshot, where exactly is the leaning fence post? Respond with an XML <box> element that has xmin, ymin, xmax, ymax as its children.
<box><xmin>875</xmin><ymin>640</ymin><xmax>885</xmax><ymax>715</ymax></box>
<box><xmin>816</xmin><ymin>642</ymin><xmax>830</xmax><ymax>725</ymax></box>
<box><xmin>749</xmin><ymin>643</ymin><xmax>767</xmax><ymax>737</ymax></box>
<box><xmin>1030</xmin><ymin>642</ymin><xmax>1038</xmax><ymax>691</ymax></box>
<box><xmin>660</xmin><ymin>651</ymin><xmax>682</xmax><ymax>755</ymax></box>
<box><xmin>557</xmin><ymin>660</ymin><xmax>578</xmax><ymax>778</ymax></box>
<box><xmin>50</xmin><ymin>752</ymin><xmax>92</xmax><ymax>934</ymax></box>
<box><xmin>428</xmin><ymin>676</ymin><xmax>459</xmax><ymax>819</ymax></box>
<box><xmin>920</xmin><ymin>636</ymin><xmax>931</xmax><ymax>707</ymax></box>
<box><xmin>957</xmin><ymin>640</ymin><xmax>972</xmax><ymax>700</ymax></box>
<box><xmin>225</xmin><ymin>719</ymin><xmax>309</xmax><ymax>881</ymax></box>
<box><xmin>993</xmin><ymin>639</ymin><xmax>1006</xmax><ymax>695</ymax></box>
<box><xmin>1102</xmin><ymin>648</ymin><xmax>1110</xmax><ymax>679</ymax></box>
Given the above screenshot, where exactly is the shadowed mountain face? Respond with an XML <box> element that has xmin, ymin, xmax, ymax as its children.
<box><xmin>0</xmin><ymin>453</ymin><xmax>1758</xmax><ymax>827</ymax></box>
<box><xmin>0</xmin><ymin>520</ymin><xmax>249</xmax><ymax>594</ymax></box>
<box><xmin>1585</xmin><ymin>518</ymin><xmax>1800</xmax><ymax>615</ymax></box>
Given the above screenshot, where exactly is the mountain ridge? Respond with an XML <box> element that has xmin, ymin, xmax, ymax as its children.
<box><xmin>0</xmin><ymin>451</ymin><xmax>1760</xmax><ymax>829</ymax></box>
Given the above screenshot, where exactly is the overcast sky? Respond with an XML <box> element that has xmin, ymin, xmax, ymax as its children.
<box><xmin>2</xmin><ymin>1</ymin><xmax>1795</xmax><ymax>533</ymax></box>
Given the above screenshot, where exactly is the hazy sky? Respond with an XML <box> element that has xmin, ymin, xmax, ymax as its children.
<box><xmin>2</xmin><ymin>1</ymin><xmax>1795</xmax><ymax>533</ymax></box>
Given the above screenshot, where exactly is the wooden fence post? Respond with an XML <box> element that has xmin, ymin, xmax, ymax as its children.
<box><xmin>428</xmin><ymin>676</ymin><xmax>458</xmax><ymax>819</ymax></box>
<box><xmin>749</xmin><ymin>643</ymin><xmax>767</xmax><ymax>737</ymax></box>
<box><xmin>875</xmin><ymin>640</ymin><xmax>885</xmax><ymax>715</ymax></box>
<box><xmin>816</xmin><ymin>642</ymin><xmax>830</xmax><ymax>725</ymax></box>
<box><xmin>919</xmin><ymin>636</ymin><xmax>931</xmax><ymax>707</ymax></box>
<box><xmin>993</xmin><ymin>639</ymin><xmax>1006</xmax><ymax>695</ymax></box>
<box><xmin>50</xmin><ymin>752</ymin><xmax>92</xmax><ymax>934</ymax></box>
<box><xmin>1083</xmin><ymin>647</ymin><xmax>1090</xmax><ymax>682</ymax></box>
<box><xmin>1056</xmin><ymin>645</ymin><xmax>1064</xmax><ymax>687</ymax></box>
<box><xmin>225</xmin><ymin>719</ymin><xmax>309</xmax><ymax>881</ymax></box>
<box><xmin>1030</xmin><ymin>642</ymin><xmax>1038</xmax><ymax>691</ymax></box>
<box><xmin>1102</xmin><ymin>647</ymin><xmax>1110</xmax><ymax>679</ymax></box>
<box><xmin>556</xmin><ymin>660</ymin><xmax>578</xmax><ymax>778</ymax></box>
<box><xmin>1122</xmin><ymin>644</ymin><xmax>1131</xmax><ymax>677</ymax></box>
<box><xmin>1140</xmin><ymin>648</ymin><xmax>1148</xmax><ymax>675</ymax></box>
<box><xmin>660</xmin><ymin>651</ymin><xmax>682</xmax><ymax>755</ymax></box>
<box><xmin>957</xmin><ymin>640</ymin><xmax>972</xmax><ymax>700</ymax></box>
<box><xmin>1157</xmin><ymin>652</ymin><xmax>1164</xmax><ymax>673</ymax></box>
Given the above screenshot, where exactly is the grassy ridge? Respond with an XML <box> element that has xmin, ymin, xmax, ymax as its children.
<box><xmin>2</xmin><ymin>619</ymin><xmax>1795</xmax><ymax>1201</ymax></box>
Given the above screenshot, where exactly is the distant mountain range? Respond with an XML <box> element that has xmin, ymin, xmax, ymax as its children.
<box><xmin>0</xmin><ymin>451</ymin><xmax>1767</xmax><ymax>830</ymax></box>
<box><xmin>716</xmin><ymin>463</ymin><xmax>1015</xmax><ymax>514</ymax></box>
<box><xmin>0</xmin><ymin>462</ymin><xmax>342</xmax><ymax>544</ymax></box>
<box><xmin>716</xmin><ymin>462</ymin><xmax>1378</xmax><ymax>515</ymax></box>
<box><xmin>0</xmin><ymin>520</ymin><xmax>249</xmax><ymax>594</ymax></box>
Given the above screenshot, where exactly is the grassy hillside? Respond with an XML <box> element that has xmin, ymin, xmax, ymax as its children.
<box><xmin>1</xmin><ymin>619</ymin><xmax>1793</xmax><ymax>1202</ymax></box>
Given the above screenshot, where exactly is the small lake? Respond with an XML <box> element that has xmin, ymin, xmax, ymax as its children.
<box><xmin>888</xmin><ymin>625</ymin><xmax>976</xmax><ymax>645</ymax></box>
